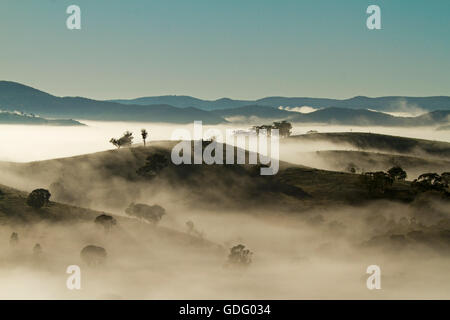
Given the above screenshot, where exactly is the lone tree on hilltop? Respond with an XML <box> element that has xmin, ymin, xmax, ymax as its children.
<box><xmin>141</xmin><ymin>129</ymin><xmax>148</xmax><ymax>147</ymax></box>
<box><xmin>388</xmin><ymin>166</ymin><xmax>407</xmax><ymax>181</ymax></box>
<box><xmin>110</xmin><ymin>131</ymin><xmax>134</xmax><ymax>149</ymax></box>
<box><xmin>27</xmin><ymin>189</ymin><xmax>51</xmax><ymax>209</ymax></box>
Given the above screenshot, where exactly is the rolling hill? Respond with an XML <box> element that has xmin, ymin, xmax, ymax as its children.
<box><xmin>287</xmin><ymin>132</ymin><xmax>450</xmax><ymax>160</ymax></box>
<box><xmin>1</xmin><ymin>81</ymin><xmax>449</xmax><ymax>126</ymax></box>
<box><xmin>214</xmin><ymin>106</ymin><xmax>450</xmax><ymax>126</ymax></box>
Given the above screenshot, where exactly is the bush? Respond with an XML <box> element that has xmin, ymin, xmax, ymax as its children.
<box><xmin>94</xmin><ymin>214</ymin><xmax>117</xmax><ymax>232</ymax></box>
<box><xmin>411</xmin><ymin>173</ymin><xmax>448</xmax><ymax>192</ymax></box>
<box><xmin>27</xmin><ymin>189</ymin><xmax>51</xmax><ymax>209</ymax></box>
<box><xmin>228</xmin><ymin>244</ymin><xmax>253</xmax><ymax>266</ymax></box>
<box><xmin>136</xmin><ymin>153</ymin><xmax>169</xmax><ymax>178</ymax></box>
<box><xmin>80</xmin><ymin>245</ymin><xmax>107</xmax><ymax>266</ymax></box>
<box><xmin>125</xmin><ymin>203</ymin><xmax>166</xmax><ymax>224</ymax></box>
<box><xmin>388</xmin><ymin>166</ymin><xmax>407</xmax><ymax>181</ymax></box>
<box><xmin>361</xmin><ymin>172</ymin><xmax>393</xmax><ymax>195</ymax></box>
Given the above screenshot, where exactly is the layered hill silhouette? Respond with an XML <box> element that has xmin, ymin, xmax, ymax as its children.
<box><xmin>1</xmin><ymin>81</ymin><xmax>449</xmax><ymax>126</ymax></box>
<box><xmin>113</xmin><ymin>94</ymin><xmax>450</xmax><ymax>112</ymax></box>
<box><xmin>0</xmin><ymin>81</ymin><xmax>226</xmax><ymax>124</ymax></box>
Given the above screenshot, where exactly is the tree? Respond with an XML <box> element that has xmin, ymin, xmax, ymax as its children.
<box><xmin>254</xmin><ymin>124</ymin><xmax>273</xmax><ymax>137</ymax></box>
<box><xmin>412</xmin><ymin>173</ymin><xmax>447</xmax><ymax>192</ymax></box>
<box><xmin>10</xmin><ymin>232</ymin><xmax>19</xmax><ymax>246</ymax></box>
<box><xmin>27</xmin><ymin>189</ymin><xmax>51</xmax><ymax>209</ymax></box>
<box><xmin>441</xmin><ymin>172</ymin><xmax>450</xmax><ymax>185</ymax></box>
<box><xmin>125</xmin><ymin>203</ymin><xmax>166</xmax><ymax>224</ymax></box>
<box><xmin>80</xmin><ymin>245</ymin><xmax>107</xmax><ymax>266</ymax></box>
<box><xmin>388</xmin><ymin>166</ymin><xmax>407</xmax><ymax>181</ymax></box>
<box><xmin>186</xmin><ymin>220</ymin><xmax>204</xmax><ymax>238</ymax></box>
<box><xmin>136</xmin><ymin>153</ymin><xmax>169</xmax><ymax>178</ymax></box>
<box><xmin>228</xmin><ymin>244</ymin><xmax>253</xmax><ymax>266</ymax></box>
<box><xmin>273</xmin><ymin>120</ymin><xmax>292</xmax><ymax>138</ymax></box>
<box><xmin>109</xmin><ymin>138</ymin><xmax>120</xmax><ymax>149</ymax></box>
<box><xmin>94</xmin><ymin>214</ymin><xmax>117</xmax><ymax>232</ymax></box>
<box><xmin>33</xmin><ymin>243</ymin><xmax>43</xmax><ymax>256</ymax></box>
<box><xmin>141</xmin><ymin>129</ymin><xmax>148</xmax><ymax>147</ymax></box>
<box><xmin>346</xmin><ymin>163</ymin><xmax>358</xmax><ymax>174</ymax></box>
<box><xmin>110</xmin><ymin>131</ymin><xmax>134</xmax><ymax>149</ymax></box>
<box><xmin>361</xmin><ymin>171</ymin><xmax>393</xmax><ymax>195</ymax></box>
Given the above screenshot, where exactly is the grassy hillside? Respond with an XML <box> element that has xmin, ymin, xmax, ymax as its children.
<box><xmin>0</xmin><ymin>139</ymin><xmax>427</xmax><ymax>214</ymax></box>
<box><xmin>287</xmin><ymin>132</ymin><xmax>450</xmax><ymax>159</ymax></box>
<box><xmin>298</xmin><ymin>150</ymin><xmax>450</xmax><ymax>179</ymax></box>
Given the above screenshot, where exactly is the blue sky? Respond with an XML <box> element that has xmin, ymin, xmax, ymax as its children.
<box><xmin>0</xmin><ymin>0</ymin><xmax>449</xmax><ymax>100</ymax></box>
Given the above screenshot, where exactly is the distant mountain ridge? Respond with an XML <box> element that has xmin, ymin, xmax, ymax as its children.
<box><xmin>0</xmin><ymin>81</ymin><xmax>226</xmax><ymax>124</ymax></box>
<box><xmin>0</xmin><ymin>110</ymin><xmax>84</xmax><ymax>126</ymax></box>
<box><xmin>111</xmin><ymin>95</ymin><xmax>450</xmax><ymax>112</ymax></box>
<box><xmin>1</xmin><ymin>81</ymin><xmax>449</xmax><ymax>126</ymax></box>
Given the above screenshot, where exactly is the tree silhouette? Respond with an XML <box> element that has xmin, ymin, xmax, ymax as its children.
<box><xmin>94</xmin><ymin>214</ymin><xmax>117</xmax><ymax>232</ymax></box>
<box><xmin>361</xmin><ymin>172</ymin><xmax>393</xmax><ymax>195</ymax></box>
<box><xmin>228</xmin><ymin>244</ymin><xmax>253</xmax><ymax>266</ymax></box>
<box><xmin>412</xmin><ymin>173</ymin><xmax>447</xmax><ymax>192</ymax></box>
<box><xmin>110</xmin><ymin>131</ymin><xmax>134</xmax><ymax>149</ymax></box>
<box><xmin>125</xmin><ymin>203</ymin><xmax>166</xmax><ymax>224</ymax></box>
<box><xmin>27</xmin><ymin>189</ymin><xmax>51</xmax><ymax>209</ymax></box>
<box><xmin>387</xmin><ymin>166</ymin><xmax>407</xmax><ymax>181</ymax></box>
<box><xmin>136</xmin><ymin>153</ymin><xmax>170</xmax><ymax>178</ymax></box>
<box><xmin>141</xmin><ymin>129</ymin><xmax>148</xmax><ymax>147</ymax></box>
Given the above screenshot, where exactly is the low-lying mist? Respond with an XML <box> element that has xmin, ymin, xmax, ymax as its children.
<box><xmin>0</xmin><ymin>121</ymin><xmax>449</xmax><ymax>162</ymax></box>
<box><xmin>1</xmin><ymin>200</ymin><xmax>449</xmax><ymax>299</ymax></box>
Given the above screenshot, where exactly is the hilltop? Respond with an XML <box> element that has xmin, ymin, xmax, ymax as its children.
<box><xmin>0</xmin><ymin>111</ymin><xmax>84</xmax><ymax>126</ymax></box>
<box><xmin>287</xmin><ymin>132</ymin><xmax>450</xmax><ymax>159</ymax></box>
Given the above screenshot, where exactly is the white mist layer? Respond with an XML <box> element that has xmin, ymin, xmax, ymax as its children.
<box><xmin>0</xmin><ymin>121</ymin><xmax>449</xmax><ymax>163</ymax></box>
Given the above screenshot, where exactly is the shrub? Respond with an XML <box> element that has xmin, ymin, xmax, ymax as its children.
<box><xmin>27</xmin><ymin>189</ymin><xmax>51</xmax><ymax>209</ymax></box>
<box><xmin>125</xmin><ymin>203</ymin><xmax>166</xmax><ymax>224</ymax></box>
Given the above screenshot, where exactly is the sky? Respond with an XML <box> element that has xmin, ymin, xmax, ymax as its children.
<box><xmin>0</xmin><ymin>0</ymin><xmax>449</xmax><ymax>100</ymax></box>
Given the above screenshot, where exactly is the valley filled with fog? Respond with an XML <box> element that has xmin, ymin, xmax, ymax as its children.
<box><xmin>1</xmin><ymin>121</ymin><xmax>449</xmax><ymax>162</ymax></box>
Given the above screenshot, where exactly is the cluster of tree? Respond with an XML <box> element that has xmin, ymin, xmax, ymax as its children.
<box><xmin>253</xmin><ymin>120</ymin><xmax>292</xmax><ymax>138</ymax></box>
<box><xmin>227</xmin><ymin>244</ymin><xmax>253</xmax><ymax>266</ymax></box>
<box><xmin>110</xmin><ymin>131</ymin><xmax>134</xmax><ymax>149</ymax></box>
<box><xmin>110</xmin><ymin>129</ymin><xmax>149</xmax><ymax>149</ymax></box>
<box><xmin>136</xmin><ymin>153</ymin><xmax>170</xmax><ymax>178</ymax></box>
<box><xmin>94</xmin><ymin>214</ymin><xmax>117</xmax><ymax>232</ymax></box>
<box><xmin>411</xmin><ymin>172</ymin><xmax>450</xmax><ymax>193</ymax></box>
<box><xmin>361</xmin><ymin>171</ymin><xmax>393</xmax><ymax>195</ymax></box>
<box><xmin>26</xmin><ymin>189</ymin><xmax>51</xmax><ymax>209</ymax></box>
<box><xmin>125</xmin><ymin>203</ymin><xmax>166</xmax><ymax>224</ymax></box>
<box><xmin>359</xmin><ymin>166</ymin><xmax>408</xmax><ymax>195</ymax></box>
